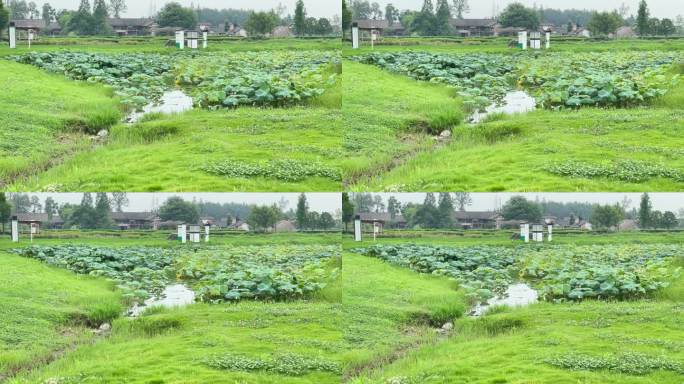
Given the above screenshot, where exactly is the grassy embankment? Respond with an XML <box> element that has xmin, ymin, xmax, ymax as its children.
<box><xmin>1</xmin><ymin>233</ymin><xmax>342</xmax><ymax>384</ymax></box>
<box><xmin>2</xmin><ymin>38</ymin><xmax>341</xmax><ymax>192</ymax></box>
<box><xmin>342</xmin><ymin>232</ymin><xmax>684</xmax><ymax>383</ymax></box>
<box><xmin>344</xmin><ymin>41</ymin><xmax>684</xmax><ymax>192</ymax></box>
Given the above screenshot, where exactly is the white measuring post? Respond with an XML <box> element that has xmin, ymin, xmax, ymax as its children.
<box><xmin>532</xmin><ymin>224</ymin><xmax>543</xmax><ymax>242</ymax></box>
<box><xmin>28</xmin><ymin>29</ymin><xmax>34</xmax><ymax>49</ymax></box>
<box><xmin>189</xmin><ymin>225</ymin><xmax>201</xmax><ymax>243</ymax></box>
<box><xmin>354</xmin><ymin>215</ymin><xmax>362</xmax><ymax>241</ymax></box>
<box><xmin>30</xmin><ymin>223</ymin><xmax>38</xmax><ymax>243</ymax></box>
<box><xmin>373</xmin><ymin>222</ymin><xmax>380</xmax><ymax>241</ymax></box>
<box><xmin>204</xmin><ymin>224</ymin><xmax>210</xmax><ymax>242</ymax></box>
<box><xmin>520</xmin><ymin>223</ymin><xmax>530</xmax><ymax>243</ymax></box>
<box><xmin>175</xmin><ymin>30</ymin><xmax>185</xmax><ymax>49</ymax></box>
<box><xmin>177</xmin><ymin>224</ymin><xmax>187</xmax><ymax>243</ymax></box>
<box><xmin>545</xmin><ymin>32</ymin><xmax>551</xmax><ymax>49</ymax></box>
<box><xmin>9</xmin><ymin>23</ymin><xmax>16</xmax><ymax>49</ymax></box>
<box><xmin>371</xmin><ymin>29</ymin><xmax>377</xmax><ymax>49</ymax></box>
<box><xmin>518</xmin><ymin>31</ymin><xmax>528</xmax><ymax>50</ymax></box>
<box><xmin>547</xmin><ymin>224</ymin><xmax>553</xmax><ymax>242</ymax></box>
<box><xmin>351</xmin><ymin>23</ymin><xmax>359</xmax><ymax>49</ymax></box>
<box><xmin>11</xmin><ymin>216</ymin><xmax>19</xmax><ymax>242</ymax></box>
<box><xmin>203</xmin><ymin>32</ymin><xmax>208</xmax><ymax>49</ymax></box>
<box><xmin>187</xmin><ymin>31</ymin><xmax>199</xmax><ymax>49</ymax></box>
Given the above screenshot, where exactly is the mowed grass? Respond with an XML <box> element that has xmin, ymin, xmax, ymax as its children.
<box><xmin>345</xmin><ymin>52</ymin><xmax>684</xmax><ymax>192</ymax></box>
<box><xmin>0</xmin><ymin>60</ymin><xmax>121</xmax><ymax>187</ymax></box>
<box><xmin>343</xmin><ymin>233</ymin><xmax>684</xmax><ymax>384</ymax></box>
<box><xmin>5</xmin><ymin>53</ymin><xmax>342</xmax><ymax>192</ymax></box>
<box><xmin>342</xmin><ymin>61</ymin><xmax>463</xmax><ymax>185</ymax></box>
<box><xmin>1</xmin><ymin>233</ymin><xmax>343</xmax><ymax>383</ymax></box>
<box><xmin>0</xmin><ymin>250</ymin><xmax>122</xmax><ymax>379</ymax></box>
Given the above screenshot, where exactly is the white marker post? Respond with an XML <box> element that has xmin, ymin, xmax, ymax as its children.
<box><xmin>371</xmin><ymin>29</ymin><xmax>377</xmax><ymax>50</ymax></box>
<box><xmin>11</xmin><ymin>216</ymin><xmax>19</xmax><ymax>242</ymax></box>
<box><xmin>351</xmin><ymin>23</ymin><xmax>359</xmax><ymax>49</ymax></box>
<box><xmin>373</xmin><ymin>222</ymin><xmax>380</xmax><ymax>241</ymax></box>
<box><xmin>204</xmin><ymin>224</ymin><xmax>210</xmax><ymax>242</ymax></box>
<box><xmin>545</xmin><ymin>32</ymin><xmax>551</xmax><ymax>49</ymax></box>
<box><xmin>175</xmin><ymin>30</ymin><xmax>185</xmax><ymax>49</ymax></box>
<box><xmin>354</xmin><ymin>215</ymin><xmax>362</xmax><ymax>241</ymax></box>
<box><xmin>28</xmin><ymin>29</ymin><xmax>34</xmax><ymax>49</ymax></box>
<box><xmin>203</xmin><ymin>32</ymin><xmax>208</xmax><ymax>49</ymax></box>
<box><xmin>547</xmin><ymin>224</ymin><xmax>553</xmax><ymax>242</ymax></box>
<box><xmin>518</xmin><ymin>31</ymin><xmax>528</xmax><ymax>50</ymax></box>
<box><xmin>9</xmin><ymin>23</ymin><xmax>16</xmax><ymax>49</ymax></box>
<box><xmin>520</xmin><ymin>223</ymin><xmax>530</xmax><ymax>243</ymax></box>
<box><xmin>177</xmin><ymin>224</ymin><xmax>187</xmax><ymax>243</ymax></box>
<box><xmin>189</xmin><ymin>225</ymin><xmax>200</xmax><ymax>243</ymax></box>
<box><xmin>30</xmin><ymin>223</ymin><xmax>38</xmax><ymax>243</ymax></box>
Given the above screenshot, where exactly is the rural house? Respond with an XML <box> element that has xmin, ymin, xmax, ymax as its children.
<box><xmin>10</xmin><ymin>20</ymin><xmax>62</xmax><ymax>37</ymax></box>
<box><xmin>358</xmin><ymin>212</ymin><xmax>407</xmax><ymax>233</ymax></box>
<box><xmin>353</xmin><ymin>19</ymin><xmax>390</xmax><ymax>39</ymax></box>
<box><xmin>449</xmin><ymin>18</ymin><xmax>497</xmax><ymax>37</ymax></box>
<box><xmin>275</xmin><ymin>220</ymin><xmax>297</xmax><ymax>232</ymax></box>
<box><xmin>108</xmin><ymin>18</ymin><xmax>157</xmax><ymax>36</ymax></box>
<box><xmin>452</xmin><ymin>211</ymin><xmax>503</xmax><ymax>229</ymax></box>
<box><xmin>16</xmin><ymin>213</ymin><xmax>65</xmax><ymax>230</ymax></box>
<box><xmin>110</xmin><ymin>212</ymin><xmax>159</xmax><ymax>230</ymax></box>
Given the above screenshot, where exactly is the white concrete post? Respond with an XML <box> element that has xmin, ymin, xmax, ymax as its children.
<box><xmin>518</xmin><ymin>31</ymin><xmax>528</xmax><ymax>50</ymax></box>
<box><xmin>204</xmin><ymin>225</ymin><xmax>210</xmax><ymax>242</ymax></box>
<box><xmin>352</xmin><ymin>24</ymin><xmax>359</xmax><ymax>49</ymax></box>
<box><xmin>354</xmin><ymin>215</ymin><xmax>362</xmax><ymax>241</ymax></box>
<box><xmin>9</xmin><ymin>25</ymin><xmax>16</xmax><ymax>49</ymax></box>
<box><xmin>177</xmin><ymin>224</ymin><xmax>187</xmax><ymax>243</ymax></box>
<box><xmin>11</xmin><ymin>217</ymin><xmax>18</xmax><ymax>242</ymax></box>
<box><xmin>520</xmin><ymin>223</ymin><xmax>530</xmax><ymax>243</ymax></box>
<box><xmin>546</xmin><ymin>32</ymin><xmax>551</xmax><ymax>49</ymax></box>
<box><xmin>547</xmin><ymin>224</ymin><xmax>553</xmax><ymax>242</ymax></box>
<box><xmin>203</xmin><ymin>32</ymin><xmax>208</xmax><ymax>49</ymax></box>
<box><xmin>175</xmin><ymin>31</ymin><xmax>185</xmax><ymax>49</ymax></box>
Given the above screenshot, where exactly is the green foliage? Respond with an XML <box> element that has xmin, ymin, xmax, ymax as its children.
<box><xmin>293</xmin><ymin>0</ymin><xmax>306</xmax><ymax>36</ymax></box>
<box><xmin>545</xmin><ymin>352</ymin><xmax>684</xmax><ymax>375</ymax></box>
<box><xmin>176</xmin><ymin>245</ymin><xmax>339</xmax><ymax>303</ymax></box>
<box><xmin>244</xmin><ymin>11</ymin><xmax>279</xmax><ymax>36</ymax></box>
<box><xmin>587</xmin><ymin>11</ymin><xmax>623</xmax><ymax>36</ymax></box>
<box><xmin>13</xmin><ymin>245</ymin><xmax>177</xmax><ymax>302</ymax></box>
<box><xmin>545</xmin><ymin>159</ymin><xmax>684</xmax><ymax>183</ymax></box>
<box><xmin>204</xmin><ymin>352</ymin><xmax>341</xmax><ymax>376</ymax></box>
<box><xmin>590</xmin><ymin>204</ymin><xmax>624</xmax><ymax>229</ymax></box>
<box><xmin>158</xmin><ymin>196</ymin><xmax>200</xmax><ymax>224</ymax></box>
<box><xmin>501</xmin><ymin>196</ymin><xmax>542</xmax><ymax>222</ymax></box>
<box><xmin>499</xmin><ymin>2</ymin><xmax>540</xmax><ymax>30</ymax></box>
<box><xmin>201</xmin><ymin>159</ymin><xmax>341</xmax><ymax>182</ymax></box>
<box><xmin>0</xmin><ymin>2</ymin><xmax>9</xmax><ymax>38</ymax></box>
<box><xmin>156</xmin><ymin>1</ymin><xmax>197</xmax><ymax>29</ymax></box>
<box><xmin>247</xmin><ymin>204</ymin><xmax>280</xmax><ymax>232</ymax></box>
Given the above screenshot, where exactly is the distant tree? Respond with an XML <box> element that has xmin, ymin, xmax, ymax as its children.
<box><xmin>676</xmin><ymin>15</ymin><xmax>684</xmax><ymax>34</ymax></box>
<box><xmin>70</xmin><ymin>193</ymin><xmax>97</xmax><ymax>229</ymax></box>
<box><xmin>351</xmin><ymin>0</ymin><xmax>371</xmax><ymax>19</ymax></box>
<box><xmin>385</xmin><ymin>3</ymin><xmax>398</xmax><ymax>24</ymax></box>
<box><xmin>566</xmin><ymin>21</ymin><xmax>573</xmax><ymax>33</ymax></box>
<box><xmin>108</xmin><ymin>0</ymin><xmax>126</xmax><ymax>18</ymax></box>
<box><xmin>638</xmin><ymin>193</ymin><xmax>652</xmax><ymax>228</ymax></box>
<box><xmin>68</xmin><ymin>0</ymin><xmax>95</xmax><ymax>35</ymax></box>
<box><xmin>44</xmin><ymin>197</ymin><xmax>58</xmax><ymax>221</ymax></box>
<box><xmin>157</xmin><ymin>2</ymin><xmax>197</xmax><ymax>29</ymax></box>
<box><xmin>293</xmin><ymin>0</ymin><xmax>306</xmax><ymax>36</ymax></box>
<box><xmin>660</xmin><ymin>18</ymin><xmax>676</xmax><ymax>36</ymax></box>
<box><xmin>453</xmin><ymin>192</ymin><xmax>472</xmax><ymax>211</ymax></box>
<box><xmin>651</xmin><ymin>210</ymin><xmax>664</xmax><ymax>228</ymax></box>
<box><xmin>92</xmin><ymin>0</ymin><xmax>111</xmax><ymax>34</ymax></box>
<box><xmin>587</xmin><ymin>11</ymin><xmax>622</xmax><ymax>36</ymax></box>
<box><xmin>412</xmin><ymin>0</ymin><xmax>436</xmax><ymax>36</ymax></box>
<box><xmin>499</xmin><ymin>2</ymin><xmax>540</xmax><ymax>30</ymax></box>
<box><xmin>353</xmin><ymin>193</ymin><xmax>374</xmax><ymax>213</ymax></box>
<box><xmin>342</xmin><ymin>192</ymin><xmax>354</xmax><ymax>232</ymax></box>
<box><xmin>636</xmin><ymin>0</ymin><xmax>650</xmax><ymax>36</ymax></box>
<box><xmin>319</xmin><ymin>212</ymin><xmax>336</xmax><ymax>230</ymax></box>
<box><xmin>296</xmin><ymin>193</ymin><xmax>309</xmax><ymax>230</ymax></box>
<box><xmin>451</xmin><ymin>0</ymin><xmax>469</xmax><ymax>19</ymax></box>
<box><xmin>247</xmin><ymin>204</ymin><xmax>279</xmax><ymax>232</ymax></box>
<box><xmin>372</xmin><ymin>195</ymin><xmax>385</xmax><ymax>213</ymax></box>
<box><xmin>591</xmin><ymin>204</ymin><xmax>623</xmax><ymax>230</ymax></box>
<box><xmin>501</xmin><ymin>196</ymin><xmax>542</xmax><ymax>223</ymax></box>
<box><xmin>30</xmin><ymin>196</ymin><xmax>42</xmax><ymax>213</ymax></box>
<box><xmin>342</xmin><ymin>0</ymin><xmax>352</xmax><ymax>31</ymax></box>
<box><xmin>661</xmin><ymin>211</ymin><xmax>678</xmax><ymax>229</ymax></box>
<box><xmin>315</xmin><ymin>17</ymin><xmax>333</xmax><ymax>35</ymax></box>
<box><xmin>434</xmin><ymin>0</ymin><xmax>451</xmax><ymax>35</ymax></box>
<box><xmin>27</xmin><ymin>1</ymin><xmax>39</xmax><ymax>19</ymax></box>
<box><xmin>387</xmin><ymin>196</ymin><xmax>400</xmax><ymax>220</ymax></box>
<box><xmin>618</xmin><ymin>2</ymin><xmax>630</xmax><ymax>19</ymax></box>
<box><xmin>42</xmin><ymin>3</ymin><xmax>55</xmax><ymax>25</ymax></box>
<box><xmin>0</xmin><ymin>193</ymin><xmax>11</xmax><ymax>234</ymax></box>
<box><xmin>648</xmin><ymin>17</ymin><xmax>661</xmax><ymax>35</ymax></box>
<box><xmin>158</xmin><ymin>196</ymin><xmax>200</xmax><ymax>224</ymax></box>
<box><xmin>369</xmin><ymin>1</ymin><xmax>382</xmax><ymax>19</ymax></box>
<box><xmin>10</xmin><ymin>194</ymin><xmax>31</xmax><ymax>214</ymax></box>
<box><xmin>9</xmin><ymin>0</ymin><xmax>29</xmax><ymax>19</ymax></box>
<box><xmin>110</xmin><ymin>192</ymin><xmax>129</xmax><ymax>212</ymax></box>
<box><xmin>436</xmin><ymin>193</ymin><xmax>454</xmax><ymax>228</ymax></box>
<box><xmin>414</xmin><ymin>193</ymin><xmax>439</xmax><ymax>228</ymax></box>
<box><xmin>94</xmin><ymin>193</ymin><xmax>112</xmax><ymax>228</ymax></box>
<box><xmin>244</xmin><ymin>11</ymin><xmax>278</xmax><ymax>36</ymax></box>
<box><xmin>0</xmin><ymin>3</ymin><xmax>9</xmax><ymax>39</ymax></box>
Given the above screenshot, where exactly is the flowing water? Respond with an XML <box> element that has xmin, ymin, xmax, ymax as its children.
<box><xmin>126</xmin><ymin>90</ymin><xmax>194</xmax><ymax>123</ymax></box>
<box><xmin>127</xmin><ymin>284</ymin><xmax>196</xmax><ymax>317</ymax></box>
<box><xmin>469</xmin><ymin>91</ymin><xmax>537</xmax><ymax>124</ymax></box>
<box><xmin>470</xmin><ymin>283</ymin><xmax>539</xmax><ymax>316</ymax></box>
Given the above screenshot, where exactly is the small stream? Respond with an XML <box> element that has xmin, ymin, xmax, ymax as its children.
<box><xmin>469</xmin><ymin>91</ymin><xmax>537</xmax><ymax>124</ymax></box>
<box><xmin>470</xmin><ymin>283</ymin><xmax>538</xmax><ymax>317</ymax></box>
<box><xmin>127</xmin><ymin>284</ymin><xmax>196</xmax><ymax>317</ymax></box>
<box><xmin>126</xmin><ymin>90</ymin><xmax>194</xmax><ymax>123</ymax></box>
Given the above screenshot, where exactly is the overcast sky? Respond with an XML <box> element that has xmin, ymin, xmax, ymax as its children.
<box><xmin>26</xmin><ymin>193</ymin><xmax>339</xmax><ymax>213</ymax></box>
<box><xmin>376</xmin><ymin>0</ymin><xmax>683</xmax><ymax>19</ymax></box>
<box><xmin>42</xmin><ymin>0</ymin><xmax>339</xmax><ymax>19</ymax></box>
<box><xmin>366</xmin><ymin>193</ymin><xmax>684</xmax><ymax>213</ymax></box>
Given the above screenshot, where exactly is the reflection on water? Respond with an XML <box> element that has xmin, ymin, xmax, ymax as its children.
<box><xmin>127</xmin><ymin>90</ymin><xmax>194</xmax><ymax>123</ymax></box>
<box><xmin>470</xmin><ymin>283</ymin><xmax>538</xmax><ymax>316</ymax></box>
<box><xmin>128</xmin><ymin>284</ymin><xmax>196</xmax><ymax>317</ymax></box>
<box><xmin>469</xmin><ymin>91</ymin><xmax>537</xmax><ymax>123</ymax></box>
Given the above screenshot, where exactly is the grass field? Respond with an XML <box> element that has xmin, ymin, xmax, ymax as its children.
<box><xmin>0</xmin><ymin>232</ymin><xmax>343</xmax><ymax>384</ymax></box>
<box><xmin>1</xmin><ymin>38</ymin><xmax>341</xmax><ymax>192</ymax></box>
<box><xmin>343</xmin><ymin>38</ymin><xmax>684</xmax><ymax>192</ymax></box>
<box><xmin>342</xmin><ymin>231</ymin><xmax>684</xmax><ymax>383</ymax></box>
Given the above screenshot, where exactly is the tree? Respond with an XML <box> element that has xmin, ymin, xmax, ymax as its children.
<box><xmin>587</xmin><ymin>11</ymin><xmax>622</xmax><ymax>36</ymax></box>
<box><xmin>157</xmin><ymin>2</ymin><xmax>197</xmax><ymax>29</ymax></box>
<box><xmin>92</xmin><ymin>0</ymin><xmax>110</xmax><ymax>34</ymax></box>
<box><xmin>9</xmin><ymin>0</ymin><xmax>29</xmax><ymax>19</ymax></box>
<box><xmin>353</xmin><ymin>193</ymin><xmax>374</xmax><ymax>213</ymax></box>
<box><xmin>158</xmin><ymin>196</ymin><xmax>199</xmax><ymax>224</ymax></box>
<box><xmin>319</xmin><ymin>212</ymin><xmax>335</xmax><ymax>230</ymax></box>
<box><xmin>244</xmin><ymin>11</ymin><xmax>278</xmax><ymax>36</ymax></box>
<box><xmin>591</xmin><ymin>204</ymin><xmax>623</xmax><ymax>230</ymax></box>
<box><xmin>372</xmin><ymin>195</ymin><xmax>385</xmax><ymax>213</ymax></box>
<box><xmin>651</xmin><ymin>210</ymin><xmax>664</xmax><ymax>228</ymax></box>
<box><xmin>648</xmin><ymin>17</ymin><xmax>661</xmax><ymax>35</ymax></box>
<box><xmin>0</xmin><ymin>193</ymin><xmax>11</xmax><ymax>234</ymax></box>
<box><xmin>662</xmin><ymin>211</ymin><xmax>678</xmax><ymax>229</ymax></box>
<box><xmin>342</xmin><ymin>0</ymin><xmax>352</xmax><ymax>32</ymax></box>
<box><xmin>369</xmin><ymin>1</ymin><xmax>383</xmax><ymax>19</ymax></box>
<box><xmin>293</xmin><ymin>0</ymin><xmax>306</xmax><ymax>36</ymax></box>
<box><xmin>70</xmin><ymin>193</ymin><xmax>97</xmax><ymax>229</ymax></box>
<box><xmin>453</xmin><ymin>192</ymin><xmax>472</xmax><ymax>211</ymax></box>
<box><xmin>10</xmin><ymin>194</ymin><xmax>31</xmax><ymax>214</ymax></box>
<box><xmin>110</xmin><ymin>192</ymin><xmax>129</xmax><ymax>212</ymax></box>
<box><xmin>44</xmin><ymin>197</ymin><xmax>58</xmax><ymax>221</ymax></box>
<box><xmin>42</xmin><ymin>3</ymin><xmax>55</xmax><ymax>25</ymax></box>
<box><xmin>27</xmin><ymin>1</ymin><xmax>39</xmax><ymax>19</ymax></box>
<box><xmin>30</xmin><ymin>196</ymin><xmax>42</xmax><ymax>213</ymax></box>
<box><xmin>316</xmin><ymin>17</ymin><xmax>333</xmax><ymax>35</ymax></box>
<box><xmin>434</xmin><ymin>0</ymin><xmax>451</xmax><ymax>35</ymax></box>
<box><xmin>638</xmin><ymin>193</ymin><xmax>652</xmax><ymax>229</ymax></box>
<box><xmin>660</xmin><ymin>18</ymin><xmax>676</xmax><ymax>36</ymax></box>
<box><xmin>247</xmin><ymin>204</ymin><xmax>279</xmax><ymax>232</ymax></box>
<box><xmin>501</xmin><ymin>196</ymin><xmax>542</xmax><ymax>222</ymax></box>
<box><xmin>412</xmin><ymin>0</ymin><xmax>436</xmax><ymax>36</ymax></box>
<box><xmin>296</xmin><ymin>193</ymin><xmax>309</xmax><ymax>230</ymax></box>
<box><xmin>68</xmin><ymin>0</ymin><xmax>95</xmax><ymax>35</ymax></box>
<box><xmin>414</xmin><ymin>193</ymin><xmax>439</xmax><ymax>228</ymax></box>
<box><xmin>387</xmin><ymin>196</ymin><xmax>400</xmax><ymax>220</ymax></box>
<box><xmin>342</xmin><ymin>192</ymin><xmax>354</xmax><ymax>232</ymax></box>
<box><xmin>94</xmin><ymin>193</ymin><xmax>112</xmax><ymax>228</ymax></box>
<box><xmin>499</xmin><ymin>2</ymin><xmax>540</xmax><ymax>30</ymax></box>
<box><xmin>108</xmin><ymin>0</ymin><xmax>126</xmax><ymax>18</ymax></box>
<box><xmin>351</xmin><ymin>0</ymin><xmax>371</xmax><ymax>19</ymax></box>
<box><xmin>436</xmin><ymin>193</ymin><xmax>454</xmax><ymax>228</ymax></box>
<box><xmin>0</xmin><ymin>3</ymin><xmax>9</xmax><ymax>39</ymax></box>
<box><xmin>451</xmin><ymin>0</ymin><xmax>469</xmax><ymax>19</ymax></box>
<box><xmin>385</xmin><ymin>3</ymin><xmax>398</xmax><ymax>24</ymax></box>
<box><xmin>636</xmin><ymin>0</ymin><xmax>649</xmax><ymax>36</ymax></box>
